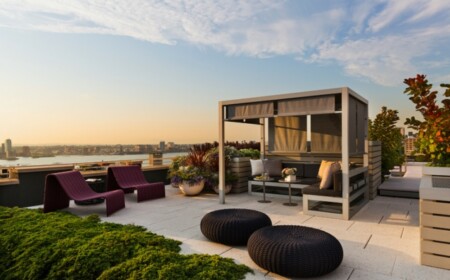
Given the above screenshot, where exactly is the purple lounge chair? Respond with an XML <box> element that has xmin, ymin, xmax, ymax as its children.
<box><xmin>106</xmin><ymin>165</ymin><xmax>165</xmax><ymax>202</ymax></box>
<box><xmin>44</xmin><ymin>171</ymin><xmax>125</xmax><ymax>216</ymax></box>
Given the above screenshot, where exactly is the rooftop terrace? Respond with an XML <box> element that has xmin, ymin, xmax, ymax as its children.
<box><xmin>45</xmin><ymin>164</ymin><xmax>447</xmax><ymax>279</ymax></box>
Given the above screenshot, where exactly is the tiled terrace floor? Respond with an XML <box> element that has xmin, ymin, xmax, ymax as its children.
<box><xmin>61</xmin><ymin>185</ymin><xmax>450</xmax><ymax>280</ymax></box>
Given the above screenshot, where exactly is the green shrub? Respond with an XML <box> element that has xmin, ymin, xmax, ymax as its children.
<box><xmin>99</xmin><ymin>251</ymin><xmax>251</xmax><ymax>280</ymax></box>
<box><xmin>238</xmin><ymin>148</ymin><xmax>260</xmax><ymax>159</ymax></box>
<box><xmin>0</xmin><ymin>207</ymin><xmax>251</xmax><ymax>280</ymax></box>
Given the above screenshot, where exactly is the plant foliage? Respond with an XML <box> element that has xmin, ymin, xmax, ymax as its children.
<box><xmin>237</xmin><ymin>148</ymin><xmax>260</xmax><ymax>159</ymax></box>
<box><xmin>369</xmin><ymin>106</ymin><xmax>405</xmax><ymax>176</ymax></box>
<box><xmin>403</xmin><ymin>74</ymin><xmax>450</xmax><ymax>166</ymax></box>
<box><xmin>0</xmin><ymin>207</ymin><xmax>252</xmax><ymax>280</ymax></box>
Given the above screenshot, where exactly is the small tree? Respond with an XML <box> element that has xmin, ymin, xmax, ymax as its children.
<box><xmin>403</xmin><ymin>74</ymin><xmax>450</xmax><ymax>166</ymax></box>
<box><xmin>369</xmin><ymin>106</ymin><xmax>405</xmax><ymax>177</ymax></box>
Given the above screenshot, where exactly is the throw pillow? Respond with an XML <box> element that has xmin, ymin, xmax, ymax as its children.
<box><xmin>263</xmin><ymin>159</ymin><xmax>282</xmax><ymax>177</ymax></box>
<box><xmin>319</xmin><ymin>162</ymin><xmax>341</xmax><ymax>189</ymax></box>
<box><xmin>250</xmin><ymin>159</ymin><xmax>264</xmax><ymax>176</ymax></box>
<box><xmin>317</xmin><ymin>160</ymin><xmax>332</xmax><ymax>179</ymax></box>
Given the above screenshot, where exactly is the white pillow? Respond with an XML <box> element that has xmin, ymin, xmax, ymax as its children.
<box><xmin>319</xmin><ymin>162</ymin><xmax>341</xmax><ymax>189</ymax></box>
<box><xmin>250</xmin><ymin>159</ymin><xmax>264</xmax><ymax>176</ymax></box>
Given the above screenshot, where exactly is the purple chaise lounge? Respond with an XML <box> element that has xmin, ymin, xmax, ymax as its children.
<box><xmin>44</xmin><ymin>171</ymin><xmax>125</xmax><ymax>216</ymax></box>
<box><xmin>106</xmin><ymin>165</ymin><xmax>165</xmax><ymax>202</ymax></box>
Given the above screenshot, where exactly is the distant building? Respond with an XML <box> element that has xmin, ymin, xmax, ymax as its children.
<box><xmin>166</xmin><ymin>142</ymin><xmax>174</xmax><ymax>150</ymax></box>
<box><xmin>159</xmin><ymin>141</ymin><xmax>165</xmax><ymax>152</ymax></box>
<box><xmin>405</xmin><ymin>136</ymin><xmax>417</xmax><ymax>156</ymax></box>
<box><xmin>136</xmin><ymin>145</ymin><xmax>147</xmax><ymax>153</ymax></box>
<box><xmin>5</xmin><ymin>139</ymin><xmax>14</xmax><ymax>159</ymax></box>
<box><xmin>0</xmin><ymin>143</ymin><xmax>5</xmax><ymax>159</ymax></box>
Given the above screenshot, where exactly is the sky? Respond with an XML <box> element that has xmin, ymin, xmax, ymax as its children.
<box><xmin>1</xmin><ymin>0</ymin><xmax>450</xmax><ymax>145</ymax></box>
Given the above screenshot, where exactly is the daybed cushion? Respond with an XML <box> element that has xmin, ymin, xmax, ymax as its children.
<box><xmin>263</xmin><ymin>159</ymin><xmax>282</xmax><ymax>177</ymax></box>
<box><xmin>250</xmin><ymin>159</ymin><xmax>283</xmax><ymax>177</ymax></box>
<box><xmin>304</xmin><ymin>163</ymin><xmax>320</xmax><ymax>178</ymax></box>
<box><xmin>302</xmin><ymin>170</ymin><xmax>343</xmax><ymax>197</ymax></box>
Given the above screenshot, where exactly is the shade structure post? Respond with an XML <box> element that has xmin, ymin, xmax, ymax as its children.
<box><xmin>260</xmin><ymin>118</ymin><xmax>265</xmax><ymax>159</ymax></box>
<box><xmin>218</xmin><ymin>102</ymin><xmax>226</xmax><ymax>204</ymax></box>
<box><xmin>341</xmin><ymin>88</ymin><xmax>350</xmax><ymax>220</ymax></box>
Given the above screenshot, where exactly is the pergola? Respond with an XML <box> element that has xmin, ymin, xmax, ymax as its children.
<box><xmin>218</xmin><ymin>87</ymin><xmax>369</xmax><ymax>219</ymax></box>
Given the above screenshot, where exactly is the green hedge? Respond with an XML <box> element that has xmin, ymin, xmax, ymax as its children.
<box><xmin>0</xmin><ymin>207</ymin><xmax>252</xmax><ymax>280</ymax></box>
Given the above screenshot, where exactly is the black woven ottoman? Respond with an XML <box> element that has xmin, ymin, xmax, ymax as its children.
<box><xmin>200</xmin><ymin>208</ymin><xmax>272</xmax><ymax>246</ymax></box>
<box><xmin>248</xmin><ymin>225</ymin><xmax>343</xmax><ymax>278</ymax></box>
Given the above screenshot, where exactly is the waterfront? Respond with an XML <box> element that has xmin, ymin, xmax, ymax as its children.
<box><xmin>0</xmin><ymin>152</ymin><xmax>184</xmax><ymax>167</ymax></box>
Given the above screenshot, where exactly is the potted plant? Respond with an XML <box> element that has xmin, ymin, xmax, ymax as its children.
<box><xmin>205</xmin><ymin>146</ymin><xmax>240</xmax><ymax>193</ymax></box>
<box><xmin>208</xmin><ymin>171</ymin><xmax>238</xmax><ymax>194</ymax></box>
<box><xmin>170</xmin><ymin>166</ymin><xmax>206</xmax><ymax>195</ymax></box>
<box><xmin>281</xmin><ymin>167</ymin><xmax>297</xmax><ymax>182</ymax></box>
<box><xmin>167</xmin><ymin>155</ymin><xmax>188</xmax><ymax>188</ymax></box>
<box><xmin>168</xmin><ymin>144</ymin><xmax>212</xmax><ymax>195</ymax></box>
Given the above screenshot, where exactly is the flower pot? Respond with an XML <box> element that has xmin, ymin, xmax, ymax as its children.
<box><xmin>212</xmin><ymin>184</ymin><xmax>232</xmax><ymax>194</ymax></box>
<box><xmin>285</xmin><ymin>175</ymin><xmax>296</xmax><ymax>182</ymax></box>
<box><xmin>179</xmin><ymin>180</ymin><xmax>205</xmax><ymax>196</ymax></box>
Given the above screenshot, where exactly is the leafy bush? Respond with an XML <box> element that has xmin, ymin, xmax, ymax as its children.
<box><xmin>0</xmin><ymin>207</ymin><xmax>252</xmax><ymax>280</ymax></box>
<box><xmin>167</xmin><ymin>155</ymin><xmax>188</xmax><ymax>180</ymax></box>
<box><xmin>238</xmin><ymin>148</ymin><xmax>260</xmax><ymax>159</ymax></box>
<box><xmin>403</xmin><ymin>74</ymin><xmax>450</xmax><ymax>166</ymax></box>
<box><xmin>224</xmin><ymin>141</ymin><xmax>260</xmax><ymax>150</ymax></box>
<box><xmin>99</xmin><ymin>251</ymin><xmax>250</xmax><ymax>280</ymax></box>
<box><xmin>369</xmin><ymin>106</ymin><xmax>405</xmax><ymax>177</ymax></box>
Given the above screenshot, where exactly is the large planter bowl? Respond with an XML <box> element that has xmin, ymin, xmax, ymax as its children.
<box><xmin>179</xmin><ymin>180</ymin><xmax>205</xmax><ymax>196</ymax></box>
<box><xmin>212</xmin><ymin>184</ymin><xmax>232</xmax><ymax>194</ymax></box>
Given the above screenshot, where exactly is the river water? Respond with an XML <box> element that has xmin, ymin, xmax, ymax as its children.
<box><xmin>0</xmin><ymin>152</ymin><xmax>185</xmax><ymax>167</ymax></box>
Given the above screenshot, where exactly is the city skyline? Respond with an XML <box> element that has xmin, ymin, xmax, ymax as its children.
<box><xmin>1</xmin><ymin>1</ymin><xmax>450</xmax><ymax>145</ymax></box>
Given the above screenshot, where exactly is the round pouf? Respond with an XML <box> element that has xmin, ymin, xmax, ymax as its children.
<box><xmin>200</xmin><ymin>208</ymin><xmax>272</xmax><ymax>246</ymax></box>
<box><xmin>248</xmin><ymin>225</ymin><xmax>343</xmax><ymax>278</ymax></box>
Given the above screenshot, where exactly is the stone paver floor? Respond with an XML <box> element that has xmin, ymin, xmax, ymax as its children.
<box><xmin>63</xmin><ymin>186</ymin><xmax>448</xmax><ymax>280</ymax></box>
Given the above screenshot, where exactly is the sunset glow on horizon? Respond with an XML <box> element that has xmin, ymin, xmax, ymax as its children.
<box><xmin>1</xmin><ymin>1</ymin><xmax>449</xmax><ymax>145</ymax></box>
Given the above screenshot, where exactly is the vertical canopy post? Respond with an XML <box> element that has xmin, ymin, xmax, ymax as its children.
<box><xmin>218</xmin><ymin>102</ymin><xmax>225</xmax><ymax>204</ymax></box>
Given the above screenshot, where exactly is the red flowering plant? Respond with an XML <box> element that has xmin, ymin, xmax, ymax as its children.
<box><xmin>403</xmin><ymin>74</ymin><xmax>450</xmax><ymax>166</ymax></box>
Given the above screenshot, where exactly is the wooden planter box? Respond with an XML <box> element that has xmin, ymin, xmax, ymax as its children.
<box><xmin>368</xmin><ymin>141</ymin><xmax>381</xmax><ymax>200</ymax></box>
<box><xmin>420</xmin><ymin>166</ymin><xmax>450</xmax><ymax>270</ymax></box>
<box><xmin>230</xmin><ymin>157</ymin><xmax>251</xmax><ymax>193</ymax></box>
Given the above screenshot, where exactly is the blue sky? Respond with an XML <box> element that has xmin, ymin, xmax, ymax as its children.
<box><xmin>1</xmin><ymin>0</ymin><xmax>449</xmax><ymax>145</ymax></box>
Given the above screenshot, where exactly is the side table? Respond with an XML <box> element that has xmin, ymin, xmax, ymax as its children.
<box><xmin>279</xmin><ymin>179</ymin><xmax>301</xmax><ymax>206</ymax></box>
<box><xmin>254</xmin><ymin>177</ymin><xmax>274</xmax><ymax>203</ymax></box>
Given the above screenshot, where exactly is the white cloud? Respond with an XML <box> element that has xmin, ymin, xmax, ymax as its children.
<box><xmin>0</xmin><ymin>0</ymin><xmax>449</xmax><ymax>87</ymax></box>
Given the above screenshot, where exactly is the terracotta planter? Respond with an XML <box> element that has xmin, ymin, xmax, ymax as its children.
<box><xmin>179</xmin><ymin>180</ymin><xmax>205</xmax><ymax>196</ymax></box>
